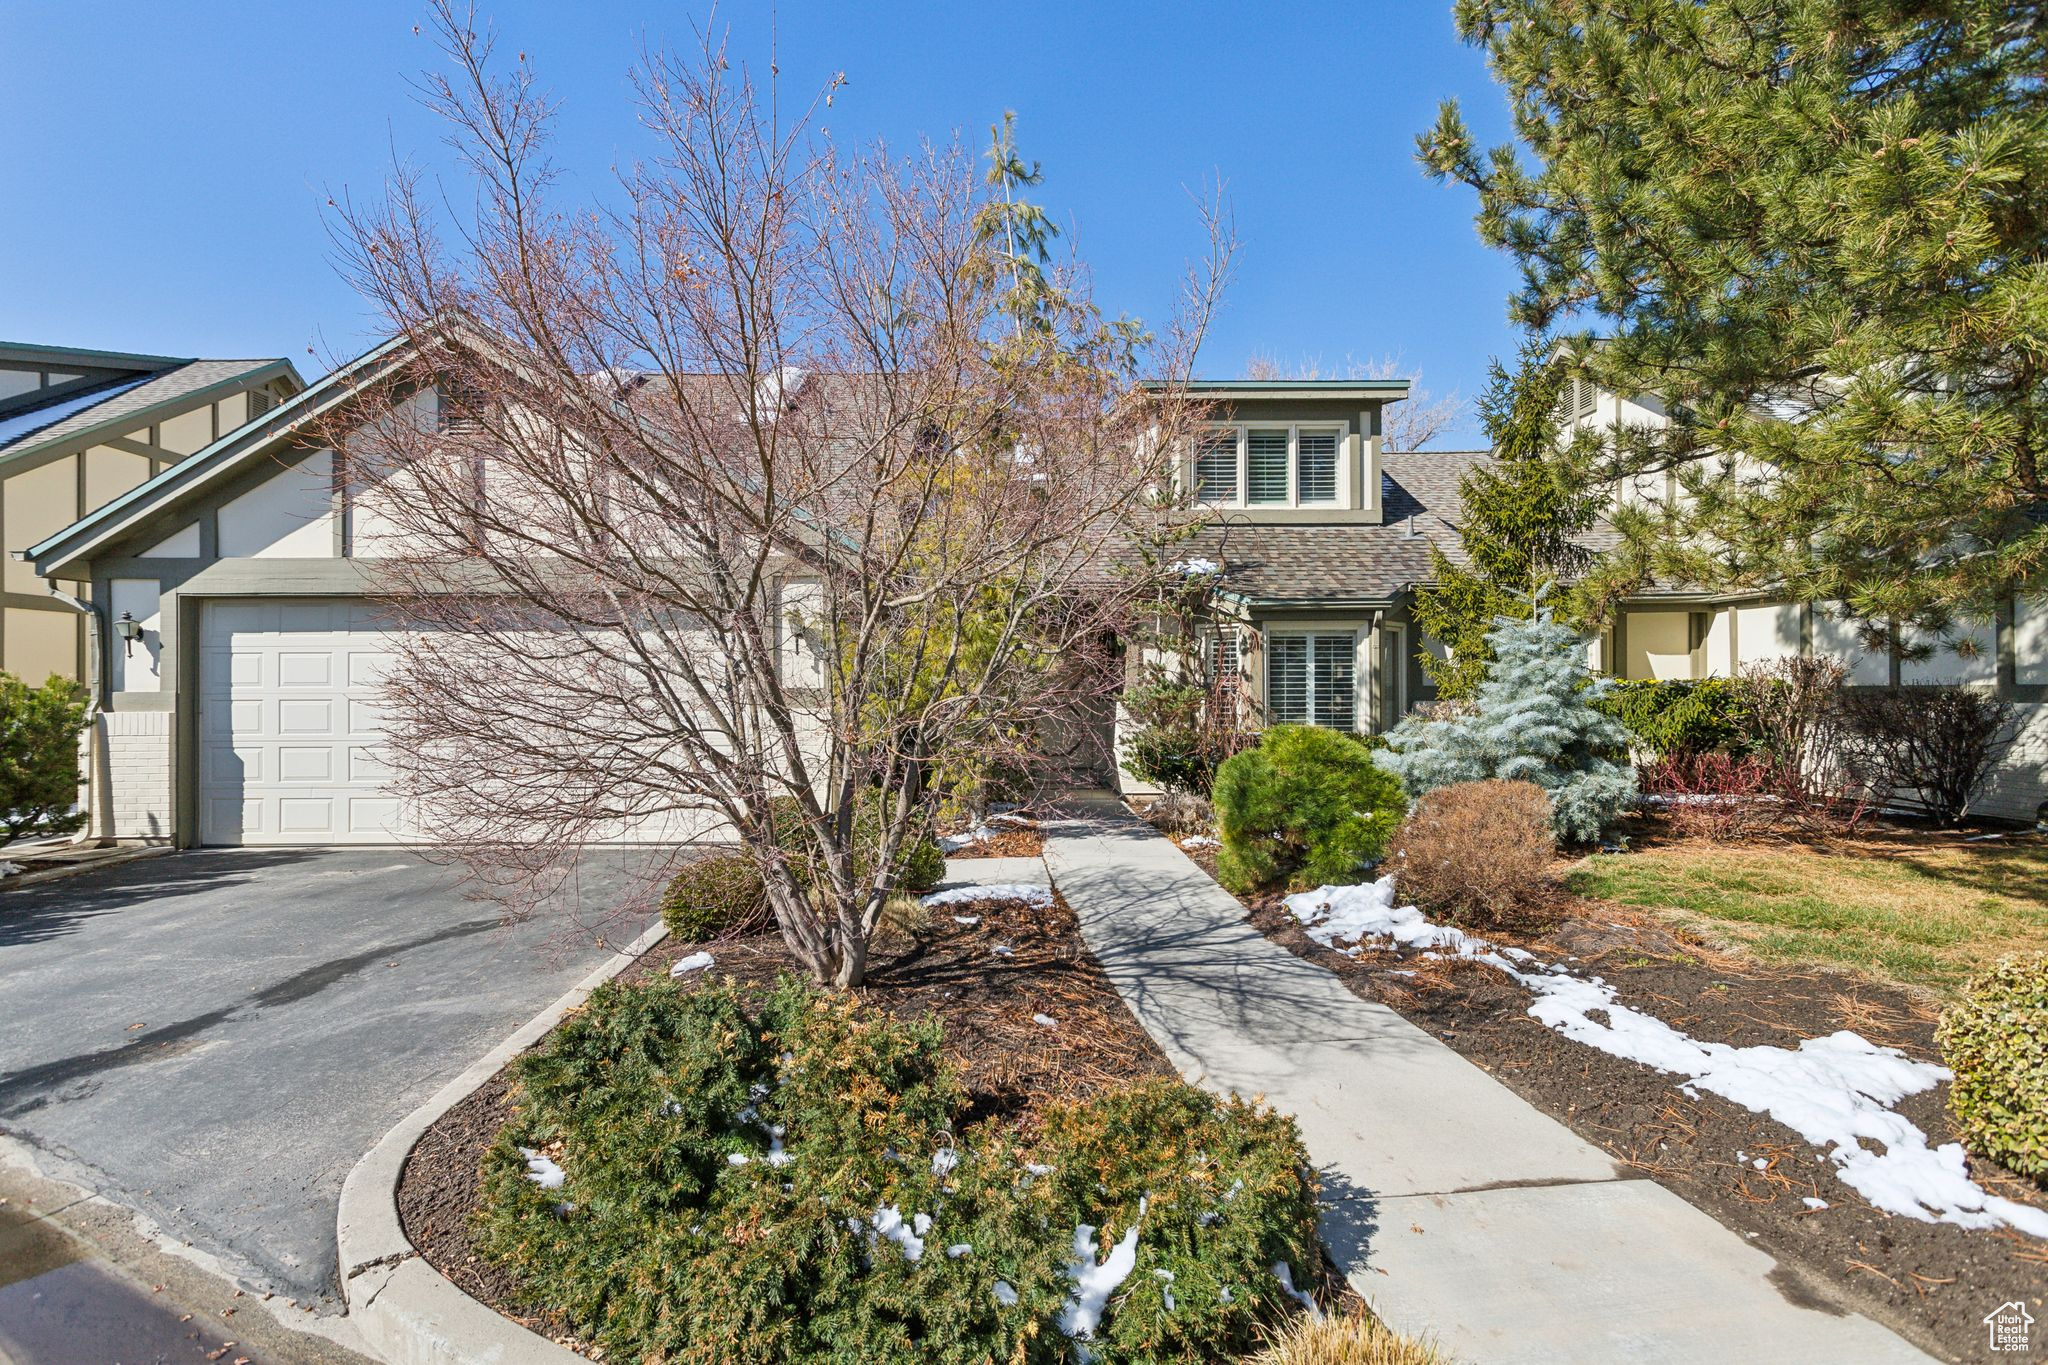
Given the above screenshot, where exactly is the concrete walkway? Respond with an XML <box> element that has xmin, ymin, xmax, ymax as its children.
<box><xmin>1042</xmin><ymin>798</ymin><xmax>1933</xmax><ymax>1364</ymax></box>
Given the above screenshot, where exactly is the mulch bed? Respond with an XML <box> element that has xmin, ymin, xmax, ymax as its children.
<box><xmin>1176</xmin><ymin>836</ymin><xmax>2048</xmax><ymax>1362</ymax></box>
<box><xmin>394</xmin><ymin>885</ymin><xmax>1175</xmax><ymax>1345</ymax></box>
<box><xmin>938</xmin><ymin>825</ymin><xmax>1048</xmax><ymax>859</ymax></box>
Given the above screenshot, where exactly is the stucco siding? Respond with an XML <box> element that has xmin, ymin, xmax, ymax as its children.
<box><xmin>217</xmin><ymin>450</ymin><xmax>338</xmax><ymax>558</ymax></box>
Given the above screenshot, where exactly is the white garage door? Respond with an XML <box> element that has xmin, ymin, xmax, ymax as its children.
<box><xmin>198</xmin><ymin>599</ymin><xmax>417</xmax><ymax>845</ymax></box>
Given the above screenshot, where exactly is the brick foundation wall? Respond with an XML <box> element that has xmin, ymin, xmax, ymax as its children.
<box><xmin>100</xmin><ymin>710</ymin><xmax>173</xmax><ymax>841</ymax></box>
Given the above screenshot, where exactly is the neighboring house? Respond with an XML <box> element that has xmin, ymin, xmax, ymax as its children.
<box><xmin>0</xmin><ymin>343</ymin><xmax>302</xmax><ymax>685</ymax></box>
<box><xmin>1558</xmin><ymin>378</ymin><xmax>2048</xmax><ymax>822</ymax></box>
<box><xmin>22</xmin><ymin>333</ymin><xmax>810</xmax><ymax>848</ymax></box>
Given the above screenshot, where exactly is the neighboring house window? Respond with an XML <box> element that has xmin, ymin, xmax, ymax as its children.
<box><xmin>1196</xmin><ymin>430</ymin><xmax>1237</xmax><ymax>502</ymax></box>
<box><xmin>1192</xmin><ymin>425</ymin><xmax>1345</xmax><ymax>508</ymax></box>
<box><xmin>1265</xmin><ymin>631</ymin><xmax>1356</xmax><ymax>729</ymax></box>
<box><xmin>1571</xmin><ymin>377</ymin><xmax>1598</xmax><ymax>420</ymax></box>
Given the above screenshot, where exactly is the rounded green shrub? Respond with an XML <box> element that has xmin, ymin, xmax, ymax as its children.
<box><xmin>661</xmin><ymin>852</ymin><xmax>769</xmax><ymax>940</ymax></box>
<box><xmin>1937</xmin><ymin>955</ymin><xmax>2048</xmax><ymax>1182</ymax></box>
<box><xmin>1212</xmin><ymin>725</ymin><xmax>1409</xmax><ymax>893</ymax></box>
<box><xmin>475</xmin><ymin>977</ymin><xmax>1322</xmax><ymax>1363</ymax></box>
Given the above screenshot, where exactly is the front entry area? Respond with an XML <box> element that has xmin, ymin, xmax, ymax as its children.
<box><xmin>197</xmin><ymin>598</ymin><xmax>417</xmax><ymax>845</ymax></box>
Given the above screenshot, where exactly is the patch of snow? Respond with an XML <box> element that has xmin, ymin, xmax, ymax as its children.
<box><xmin>727</xmin><ymin>1152</ymin><xmax>750</xmax><ymax>1166</ymax></box>
<box><xmin>948</xmin><ymin>1242</ymin><xmax>974</xmax><ymax>1258</ymax></box>
<box><xmin>1024</xmin><ymin>1162</ymin><xmax>1053</xmax><ymax>1176</ymax></box>
<box><xmin>1284</xmin><ymin>877</ymin><xmax>1492</xmax><ymax>959</ymax></box>
<box><xmin>868</xmin><ymin>1205</ymin><xmax>927</xmax><ymax>1263</ymax></box>
<box><xmin>765</xmin><ymin>1126</ymin><xmax>791</xmax><ymax>1167</ymax></box>
<box><xmin>1272</xmin><ymin>1261</ymin><xmax>1321</xmax><ymax>1319</ymax></box>
<box><xmin>922</xmin><ymin>883</ymin><xmax>1053</xmax><ymax>909</ymax></box>
<box><xmin>1301</xmin><ymin>876</ymin><xmax>2048</xmax><ymax>1241</ymax></box>
<box><xmin>940</xmin><ymin>827</ymin><xmax>993</xmax><ymax>853</ymax></box>
<box><xmin>1033</xmin><ymin>1013</ymin><xmax>1059</xmax><ymax>1029</ymax></box>
<box><xmin>0</xmin><ymin>862</ymin><xmax>22</xmax><ymax>876</ymax></box>
<box><xmin>932</xmin><ymin>1148</ymin><xmax>959</xmax><ymax>1177</ymax></box>
<box><xmin>1171</xmin><ymin>557</ymin><xmax>1221</xmax><ymax>576</ymax></box>
<box><xmin>1803</xmin><ymin>1197</ymin><xmax>1830</xmax><ymax>1210</ymax></box>
<box><xmin>1753</xmin><ymin>1157</ymin><xmax>1769</xmax><ymax>1171</ymax></box>
<box><xmin>1154</xmin><ymin>1267</ymin><xmax>1176</xmax><ymax>1312</ymax></box>
<box><xmin>993</xmin><ymin>1280</ymin><xmax>1019</xmax><ymax>1307</ymax></box>
<box><xmin>1060</xmin><ymin>1220</ymin><xmax>1141</xmax><ymax>1339</ymax></box>
<box><xmin>1179</xmin><ymin>834</ymin><xmax>1219</xmax><ymax>849</ymax></box>
<box><xmin>519</xmin><ymin>1148</ymin><xmax>565</xmax><ymax>1189</ymax></box>
<box><xmin>953</xmin><ymin>914</ymin><xmax>981</xmax><ymax>926</ymax></box>
<box><xmin>992</xmin><ymin>945</ymin><xmax>1016</xmax><ymax>957</ymax></box>
<box><xmin>670</xmin><ymin>951</ymin><xmax>715</xmax><ymax>976</ymax></box>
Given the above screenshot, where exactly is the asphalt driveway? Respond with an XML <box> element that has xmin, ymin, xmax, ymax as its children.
<box><xmin>0</xmin><ymin>848</ymin><xmax>661</xmax><ymax>1310</ymax></box>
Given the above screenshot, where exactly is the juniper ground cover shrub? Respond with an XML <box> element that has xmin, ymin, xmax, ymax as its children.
<box><xmin>1598</xmin><ymin>678</ymin><xmax>1750</xmax><ymax>759</ymax></box>
<box><xmin>1212</xmin><ymin>725</ymin><xmax>1409</xmax><ymax>893</ymax></box>
<box><xmin>476</xmin><ymin>976</ymin><xmax>1323</xmax><ymax>1362</ymax></box>
<box><xmin>1937</xmin><ymin>957</ymin><xmax>2048</xmax><ymax>1184</ymax></box>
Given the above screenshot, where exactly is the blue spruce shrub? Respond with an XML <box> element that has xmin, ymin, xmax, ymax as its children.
<box><xmin>1379</xmin><ymin>602</ymin><xmax>1636</xmax><ymax>843</ymax></box>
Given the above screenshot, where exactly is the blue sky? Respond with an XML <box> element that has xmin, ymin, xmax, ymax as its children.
<box><xmin>0</xmin><ymin>2</ymin><xmax>1524</xmax><ymax>447</ymax></box>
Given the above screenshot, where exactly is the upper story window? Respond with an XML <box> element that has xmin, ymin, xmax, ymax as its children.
<box><xmin>1192</xmin><ymin>424</ymin><xmax>1343</xmax><ymax>508</ymax></box>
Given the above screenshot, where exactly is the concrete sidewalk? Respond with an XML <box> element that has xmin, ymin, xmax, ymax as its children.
<box><xmin>1043</xmin><ymin>798</ymin><xmax>1932</xmax><ymax>1364</ymax></box>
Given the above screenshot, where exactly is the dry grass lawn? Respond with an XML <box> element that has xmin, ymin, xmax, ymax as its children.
<box><xmin>1565</xmin><ymin>830</ymin><xmax>2048</xmax><ymax>997</ymax></box>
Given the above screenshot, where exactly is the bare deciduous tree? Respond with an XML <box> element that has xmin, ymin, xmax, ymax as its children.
<box><xmin>327</xmin><ymin>5</ymin><xmax>1231</xmax><ymax>987</ymax></box>
<box><xmin>1241</xmin><ymin>352</ymin><xmax>1463</xmax><ymax>451</ymax></box>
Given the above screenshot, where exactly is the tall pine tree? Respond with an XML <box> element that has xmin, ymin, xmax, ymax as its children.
<box><xmin>1410</xmin><ymin>343</ymin><xmax>1599</xmax><ymax>697</ymax></box>
<box><xmin>1419</xmin><ymin>0</ymin><xmax>2048</xmax><ymax>642</ymax></box>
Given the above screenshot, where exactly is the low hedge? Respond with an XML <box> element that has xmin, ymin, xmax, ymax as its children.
<box><xmin>476</xmin><ymin>977</ymin><xmax>1322</xmax><ymax>1363</ymax></box>
<box><xmin>1937</xmin><ymin>956</ymin><xmax>2048</xmax><ymax>1183</ymax></box>
<box><xmin>1212</xmin><ymin>725</ymin><xmax>1408</xmax><ymax>892</ymax></box>
<box><xmin>1598</xmin><ymin>678</ymin><xmax>1750</xmax><ymax>759</ymax></box>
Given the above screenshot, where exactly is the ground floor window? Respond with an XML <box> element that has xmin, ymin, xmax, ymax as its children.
<box><xmin>1265</xmin><ymin>630</ymin><xmax>1356</xmax><ymax>729</ymax></box>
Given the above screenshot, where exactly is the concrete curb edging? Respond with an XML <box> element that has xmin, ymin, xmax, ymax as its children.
<box><xmin>336</xmin><ymin>917</ymin><xmax>669</xmax><ymax>1365</ymax></box>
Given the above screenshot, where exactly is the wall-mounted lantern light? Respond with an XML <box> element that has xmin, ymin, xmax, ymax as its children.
<box><xmin>115</xmin><ymin>611</ymin><xmax>143</xmax><ymax>658</ymax></box>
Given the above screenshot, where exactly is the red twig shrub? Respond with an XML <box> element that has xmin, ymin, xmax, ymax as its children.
<box><xmin>1386</xmin><ymin>779</ymin><xmax>1555</xmax><ymax>928</ymax></box>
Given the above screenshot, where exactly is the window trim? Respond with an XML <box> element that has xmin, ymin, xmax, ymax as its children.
<box><xmin>1190</xmin><ymin>422</ymin><xmax>1347</xmax><ymax>509</ymax></box>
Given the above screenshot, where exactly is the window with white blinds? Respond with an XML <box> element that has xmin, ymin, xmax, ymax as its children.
<box><xmin>1191</xmin><ymin>425</ymin><xmax>1346</xmax><ymax>507</ymax></box>
<box><xmin>1196</xmin><ymin>430</ymin><xmax>1237</xmax><ymax>501</ymax></box>
<box><xmin>1246</xmin><ymin>428</ymin><xmax>1290</xmax><ymax>504</ymax></box>
<box><xmin>1265</xmin><ymin>631</ymin><xmax>1356</xmax><ymax>729</ymax></box>
<box><xmin>1297</xmin><ymin>430</ymin><xmax>1337</xmax><ymax>503</ymax></box>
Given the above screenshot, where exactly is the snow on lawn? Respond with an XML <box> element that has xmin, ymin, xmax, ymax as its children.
<box><xmin>1284</xmin><ymin>878</ymin><xmax>2048</xmax><ymax>1240</ymax></box>
<box><xmin>922</xmin><ymin>883</ymin><xmax>1054</xmax><ymax>909</ymax></box>
<box><xmin>670</xmin><ymin>951</ymin><xmax>715</xmax><ymax>976</ymax></box>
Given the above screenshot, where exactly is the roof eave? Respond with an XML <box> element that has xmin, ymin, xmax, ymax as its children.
<box><xmin>27</xmin><ymin>340</ymin><xmax>415</xmax><ymax>577</ymax></box>
<box><xmin>0</xmin><ymin>358</ymin><xmax>306</xmax><ymax>472</ymax></box>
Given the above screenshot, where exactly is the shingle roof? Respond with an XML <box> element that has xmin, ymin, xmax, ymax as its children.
<box><xmin>1184</xmin><ymin>447</ymin><xmax>1631</xmax><ymax>605</ymax></box>
<box><xmin>0</xmin><ymin>358</ymin><xmax>295</xmax><ymax>464</ymax></box>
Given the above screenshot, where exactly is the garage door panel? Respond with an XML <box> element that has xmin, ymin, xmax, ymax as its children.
<box><xmin>198</xmin><ymin>600</ymin><xmax>418</xmax><ymax>846</ymax></box>
<box><xmin>276</xmin><ymin>746</ymin><xmax>335</xmax><ymax>782</ymax></box>
<box><xmin>277</xmin><ymin>652</ymin><xmax>333</xmax><ymax>687</ymax></box>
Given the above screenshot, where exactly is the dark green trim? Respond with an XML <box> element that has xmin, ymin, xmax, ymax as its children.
<box><xmin>0</xmin><ymin>358</ymin><xmax>303</xmax><ymax>474</ymax></box>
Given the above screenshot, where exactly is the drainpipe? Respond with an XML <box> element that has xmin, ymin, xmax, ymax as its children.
<box><xmin>38</xmin><ymin>580</ymin><xmax>109</xmax><ymax>844</ymax></box>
